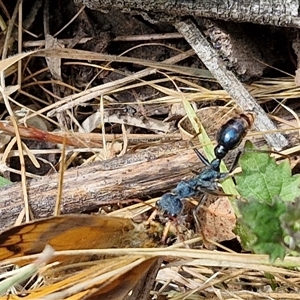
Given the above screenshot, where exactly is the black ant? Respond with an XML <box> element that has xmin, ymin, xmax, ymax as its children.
<box><xmin>156</xmin><ymin>113</ymin><xmax>254</xmax><ymax>217</ymax></box>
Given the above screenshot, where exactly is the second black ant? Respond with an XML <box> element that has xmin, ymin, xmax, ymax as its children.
<box><xmin>156</xmin><ymin>113</ymin><xmax>254</xmax><ymax>217</ymax></box>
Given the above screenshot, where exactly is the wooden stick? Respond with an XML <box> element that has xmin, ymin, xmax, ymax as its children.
<box><xmin>0</xmin><ymin>142</ymin><xmax>193</xmax><ymax>231</ymax></box>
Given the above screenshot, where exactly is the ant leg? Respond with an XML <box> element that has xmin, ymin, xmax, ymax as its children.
<box><xmin>193</xmin><ymin>209</ymin><xmax>201</xmax><ymax>234</ymax></box>
<box><xmin>228</xmin><ymin>147</ymin><xmax>290</xmax><ymax>175</ymax></box>
<box><xmin>202</xmin><ymin>187</ymin><xmax>233</xmax><ymax>198</ymax></box>
<box><xmin>263</xmin><ymin>150</ymin><xmax>289</xmax><ymax>162</ymax></box>
<box><xmin>228</xmin><ymin>151</ymin><xmax>242</xmax><ymax>173</ymax></box>
<box><xmin>189</xmin><ymin>141</ymin><xmax>211</xmax><ymax>167</ymax></box>
<box><xmin>244</xmin><ymin>147</ymin><xmax>290</xmax><ymax>163</ymax></box>
<box><xmin>193</xmin><ymin>194</ymin><xmax>207</xmax><ymax>232</ymax></box>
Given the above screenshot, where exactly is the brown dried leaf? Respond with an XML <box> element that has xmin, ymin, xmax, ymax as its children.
<box><xmin>199</xmin><ymin>196</ymin><xmax>236</xmax><ymax>249</ymax></box>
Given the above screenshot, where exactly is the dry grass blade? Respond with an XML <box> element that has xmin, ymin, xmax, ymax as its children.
<box><xmin>2</xmin><ymin>247</ymin><xmax>300</xmax><ymax>299</ymax></box>
<box><xmin>0</xmin><ymin>256</ymin><xmax>160</xmax><ymax>300</ymax></box>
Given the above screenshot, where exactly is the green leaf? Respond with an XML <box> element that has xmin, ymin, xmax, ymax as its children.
<box><xmin>236</xmin><ymin>141</ymin><xmax>300</xmax><ymax>204</ymax></box>
<box><xmin>264</xmin><ymin>273</ymin><xmax>278</xmax><ymax>290</ymax></box>
<box><xmin>238</xmin><ymin>198</ymin><xmax>286</xmax><ymax>262</ymax></box>
<box><xmin>280</xmin><ymin>198</ymin><xmax>300</xmax><ymax>251</ymax></box>
<box><xmin>0</xmin><ymin>176</ymin><xmax>11</xmax><ymax>188</ymax></box>
<box><xmin>235</xmin><ymin>141</ymin><xmax>300</xmax><ymax>260</ymax></box>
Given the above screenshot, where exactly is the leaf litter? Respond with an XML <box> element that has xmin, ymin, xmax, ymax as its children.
<box><xmin>1</xmin><ymin>1</ymin><xmax>300</xmax><ymax>299</ymax></box>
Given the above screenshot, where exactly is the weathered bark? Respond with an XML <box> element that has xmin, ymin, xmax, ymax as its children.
<box><xmin>75</xmin><ymin>0</ymin><xmax>300</xmax><ymax>28</ymax></box>
<box><xmin>0</xmin><ymin>142</ymin><xmax>195</xmax><ymax>231</ymax></box>
<box><xmin>197</xmin><ymin>19</ymin><xmax>286</xmax><ymax>80</ymax></box>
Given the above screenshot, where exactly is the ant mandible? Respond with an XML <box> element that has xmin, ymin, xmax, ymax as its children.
<box><xmin>156</xmin><ymin>113</ymin><xmax>254</xmax><ymax>217</ymax></box>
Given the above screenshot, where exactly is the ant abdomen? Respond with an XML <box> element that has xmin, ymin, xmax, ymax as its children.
<box><xmin>214</xmin><ymin>113</ymin><xmax>254</xmax><ymax>160</ymax></box>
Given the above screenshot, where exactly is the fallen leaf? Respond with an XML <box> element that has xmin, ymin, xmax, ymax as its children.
<box><xmin>198</xmin><ymin>196</ymin><xmax>236</xmax><ymax>249</ymax></box>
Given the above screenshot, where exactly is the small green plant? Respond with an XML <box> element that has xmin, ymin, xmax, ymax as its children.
<box><xmin>0</xmin><ymin>176</ymin><xmax>11</xmax><ymax>188</ymax></box>
<box><xmin>236</xmin><ymin>141</ymin><xmax>300</xmax><ymax>261</ymax></box>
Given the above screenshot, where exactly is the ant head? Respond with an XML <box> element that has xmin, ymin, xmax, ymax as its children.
<box><xmin>214</xmin><ymin>145</ymin><xmax>227</xmax><ymax>160</ymax></box>
<box><xmin>156</xmin><ymin>193</ymin><xmax>183</xmax><ymax>217</ymax></box>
